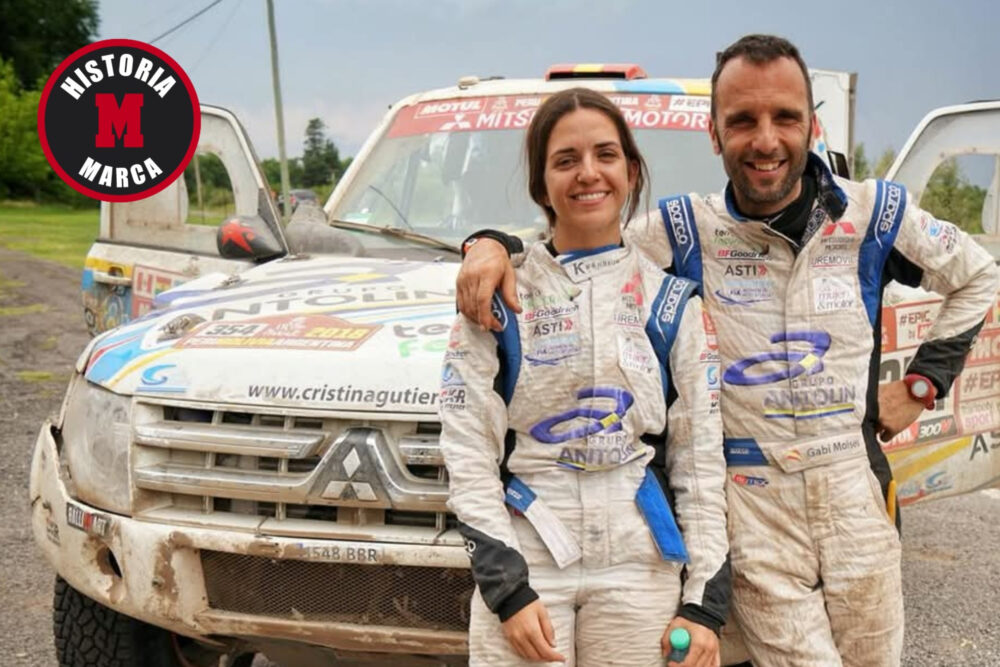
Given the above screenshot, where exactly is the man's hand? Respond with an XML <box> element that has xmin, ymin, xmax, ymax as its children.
<box><xmin>877</xmin><ymin>380</ymin><xmax>926</xmax><ymax>441</ymax></box>
<box><xmin>456</xmin><ymin>238</ymin><xmax>520</xmax><ymax>331</ymax></box>
<box><xmin>501</xmin><ymin>599</ymin><xmax>565</xmax><ymax>662</ymax></box>
<box><xmin>663</xmin><ymin>617</ymin><xmax>720</xmax><ymax>667</ymax></box>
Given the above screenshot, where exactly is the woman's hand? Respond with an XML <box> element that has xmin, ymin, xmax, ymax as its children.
<box><xmin>501</xmin><ymin>599</ymin><xmax>566</xmax><ymax>662</ymax></box>
<box><xmin>662</xmin><ymin>616</ymin><xmax>720</xmax><ymax>667</ymax></box>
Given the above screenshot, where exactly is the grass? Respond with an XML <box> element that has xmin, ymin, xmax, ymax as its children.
<box><xmin>0</xmin><ymin>303</ymin><xmax>48</xmax><ymax>316</ymax></box>
<box><xmin>0</xmin><ymin>201</ymin><xmax>100</xmax><ymax>269</ymax></box>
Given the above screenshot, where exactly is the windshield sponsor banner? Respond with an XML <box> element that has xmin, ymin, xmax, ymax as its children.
<box><xmin>388</xmin><ymin>94</ymin><xmax>709</xmax><ymax>138</ymax></box>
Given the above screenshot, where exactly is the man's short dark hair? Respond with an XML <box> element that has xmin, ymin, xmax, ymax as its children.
<box><xmin>710</xmin><ymin>34</ymin><xmax>814</xmax><ymax>120</ymax></box>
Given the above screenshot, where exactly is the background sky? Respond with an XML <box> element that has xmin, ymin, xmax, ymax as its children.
<box><xmin>96</xmin><ymin>0</ymin><xmax>998</xmax><ymax>163</ymax></box>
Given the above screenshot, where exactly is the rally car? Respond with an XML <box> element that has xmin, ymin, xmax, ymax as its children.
<box><xmin>30</xmin><ymin>65</ymin><xmax>1000</xmax><ymax>665</ymax></box>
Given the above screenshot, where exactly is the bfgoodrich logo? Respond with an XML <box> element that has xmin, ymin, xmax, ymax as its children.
<box><xmin>37</xmin><ymin>39</ymin><xmax>200</xmax><ymax>202</ymax></box>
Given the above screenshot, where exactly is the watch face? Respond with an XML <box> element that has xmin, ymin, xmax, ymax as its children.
<box><xmin>911</xmin><ymin>380</ymin><xmax>930</xmax><ymax>398</ymax></box>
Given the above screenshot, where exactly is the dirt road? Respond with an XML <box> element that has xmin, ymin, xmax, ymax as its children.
<box><xmin>1</xmin><ymin>247</ymin><xmax>997</xmax><ymax>666</ymax></box>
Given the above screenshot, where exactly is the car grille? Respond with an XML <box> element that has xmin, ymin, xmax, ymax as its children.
<box><xmin>130</xmin><ymin>399</ymin><xmax>456</xmax><ymax>535</ymax></box>
<box><xmin>201</xmin><ymin>550</ymin><xmax>474</xmax><ymax>631</ymax></box>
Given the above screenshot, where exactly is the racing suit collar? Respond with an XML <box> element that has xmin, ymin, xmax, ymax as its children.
<box><xmin>723</xmin><ymin>152</ymin><xmax>848</xmax><ymax>223</ymax></box>
<box><xmin>540</xmin><ymin>241</ymin><xmax>631</xmax><ymax>284</ymax></box>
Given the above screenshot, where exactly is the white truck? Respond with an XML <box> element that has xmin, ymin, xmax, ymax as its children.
<box><xmin>29</xmin><ymin>65</ymin><xmax>1000</xmax><ymax>665</ymax></box>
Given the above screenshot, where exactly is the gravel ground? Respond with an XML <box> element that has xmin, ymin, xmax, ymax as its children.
<box><xmin>1</xmin><ymin>246</ymin><xmax>997</xmax><ymax>666</ymax></box>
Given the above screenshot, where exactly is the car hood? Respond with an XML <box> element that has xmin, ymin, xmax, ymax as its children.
<box><xmin>82</xmin><ymin>255</ymin><xmax>460</xmax><ymax>416</ymax></box>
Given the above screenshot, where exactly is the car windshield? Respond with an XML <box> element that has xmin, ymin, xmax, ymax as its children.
<box><xmin>327</xmin><ymin>93</ymin><xmax>727</xmax><ymax>250</ymax></box>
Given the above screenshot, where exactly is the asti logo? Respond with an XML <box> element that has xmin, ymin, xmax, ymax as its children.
<box><xmin>723</xmin><ymin>331</ymin><xmax>831</xmax><ymax>386</ymax></box>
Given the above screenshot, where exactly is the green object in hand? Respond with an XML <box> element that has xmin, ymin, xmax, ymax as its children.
<box><xmin>668</xmin><ymin>627</ymin><xmax>690</xmax><ymax>662</ymax></box>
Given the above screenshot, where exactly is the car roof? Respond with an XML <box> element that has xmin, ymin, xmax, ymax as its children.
<box><xmin>394</xmin><ymin>76</ymin><xmax>712</xmax><ymax>108</ymax></box>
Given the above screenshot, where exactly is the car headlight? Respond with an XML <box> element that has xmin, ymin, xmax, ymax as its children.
<box><xmin>60</xmin><ymin>378</ymin><xmax>133</xmax><ymax>514</ymax></box>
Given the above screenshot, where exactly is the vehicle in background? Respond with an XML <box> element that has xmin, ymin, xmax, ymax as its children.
<box><xmin>880</xmin><ymin>101</ymin><xmax>1000</xmax><ymax>507</ymax></box>
<box><xmin>277</xmin><ymin>187</ymin><xmax>319</xmax><ymax>215</ymax></box>
<box><xmin>32</xmin><ymin>69</ymin><xmax>999</xmax><ymax>666</ymax></box>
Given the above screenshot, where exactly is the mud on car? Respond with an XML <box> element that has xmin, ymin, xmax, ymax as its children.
<box><xmin>30</xmin><ymin>65</ymin><xmax>1000</xmax><ymax>665</ymax></box>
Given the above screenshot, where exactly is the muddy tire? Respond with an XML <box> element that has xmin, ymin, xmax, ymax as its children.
<box><xmin>53</xmin><ymin>576</ymin><xmax>236</xmax><ymax>667</ymax></box>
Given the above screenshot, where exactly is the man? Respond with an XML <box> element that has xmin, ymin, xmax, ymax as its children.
<box><xmin>456</xmin><ymin>34</ymin><xmax>999</xmax><ymax>666</ymax></box>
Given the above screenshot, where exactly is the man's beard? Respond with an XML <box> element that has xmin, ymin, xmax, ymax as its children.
<box><xmin>721</xmin><ymin>133</ymin><xmax>810</xmax><ymax>210</ymax></box>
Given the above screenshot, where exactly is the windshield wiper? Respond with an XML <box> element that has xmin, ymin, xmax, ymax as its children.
<box><xmin>328</xmin><ymin>219</ymin><xmax>461</xmax><ymax>254</ymax></box>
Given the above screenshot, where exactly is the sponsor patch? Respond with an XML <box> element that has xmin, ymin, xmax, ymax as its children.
<box><xmin>525</xmin><ymin>333</ymin><xmax>581</xmax><ymax>367</ymax></box>
<box><xmin>813</xmin><ymin>276</ymin><xmax>857</xmax><ymax>313</ymax></box>
<box><xmin>811</xmin><ymin>253</ymin><xmax>857</xmax><ymax>269</ymax></box>
<box><xmin>66</xmin><ymin>502</ymin><xmax>110</xmax><ymax>537</ymax></box>
<box><xmin>731</xmin><ymin>473</ymin><xmax>769</xmax><ymax>487</ymax></box>
<box><xmin>441</xmin><ymin>362</ymin><xmax>465</xmax><ymax>387</ymax></box>
<box><xmin>178</xmin><ymin>314</ymin><xmax>379</xmax><ymax>351</ymax></box>
<box><xmin>46</xmin><ymin>518</ymin><xmax>60</xmax><ymax>545</ymax></box>
<box><xmin>618</xmin><ymin>336</ymin><xmax>656</xmax><ymax>373</ymax></box>
<box><xmin>715</xmin><ymin>279</ymin><xmax>775</xmax><ymax>306</ymax></box>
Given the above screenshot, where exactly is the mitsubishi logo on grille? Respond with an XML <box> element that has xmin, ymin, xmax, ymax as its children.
<box><xmin>320</xmin><ymin>430</ymin><xmax>390</xmax><ymax>507</ymax></box>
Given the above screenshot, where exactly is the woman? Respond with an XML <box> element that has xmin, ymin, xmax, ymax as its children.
<box><xmin>439</xmin><ymin>87</ymin><xmax>728</xmax><ymax>666</ymax></box>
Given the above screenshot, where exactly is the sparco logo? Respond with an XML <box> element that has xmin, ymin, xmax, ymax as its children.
<box><xmin>666</xmin><ymin>198</ymin><xmax>690</xmax><ymax>245</ymax></box>
<box><xmin>879</xmin><ymin>184</ymin><xmax>902</xmax><ymax>234</ymax></box>
<box><xmin>657</xmin><ymin>279</ymin><xmax>687</xmax><ymax>324</ymax></box>
<box><xmin>37</xmin><ymin>39</ymin><xmax>200</xmax><ymax>202</ymax></box>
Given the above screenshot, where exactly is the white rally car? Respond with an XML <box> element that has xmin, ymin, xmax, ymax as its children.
<box><xmin>29</xmin><ymin>63</ymin><xmax>1000</xmax><ymax>665</ymax></box>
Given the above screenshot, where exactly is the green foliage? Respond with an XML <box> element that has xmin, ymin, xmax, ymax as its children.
<box><xmin>920</xmin><ymin>159</ymin><xmax>986</xmax><ymax>234</ymax></box>
<box><xmin>874</xmin><ymin>148</ymin><xmax>896</xmax><ymax>180</ymax></box>
<box><xmin>301</xmin><ymin>118</ymin><xmax>341</xmax><ymax>187</ymax></box>
<box><xmin>0</xmin><ymin>58</ymin><xmax>92</xmax><ymax>205</ymax></box>
<box><xmin>852</xmin><ymin>143</ymin><xmax>871</xmax><ymax>180</ymax></box>
<box><xmin>260</xmin><ymin>156</ymin><xmax>304</xmax><ymax>191</ymax></box>
<box><xmin>0</xmin><ymin>0</ymin><xmax>98</xmax><ymax>90</ymax></box>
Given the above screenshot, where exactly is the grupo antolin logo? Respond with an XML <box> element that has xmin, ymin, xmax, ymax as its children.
<box><xmin>530</xmin><ymin>387</ymin><xmax>634</xmax><ymax>444</ymax></box>
<box><xmin>37</xmin><ymin>39</ymin><xmax>200</xmax><ymax>202</ymax></box>
<box><xmin>723</xmin><ymin>331</ymin><xmax>831</xmax><ymax>386</ymax></box>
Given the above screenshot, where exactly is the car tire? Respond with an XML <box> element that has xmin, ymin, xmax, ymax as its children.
<box><xmin>53</xmin><ymin>576</ymin><xmax>248</xmax><ymax>667</ymax></box>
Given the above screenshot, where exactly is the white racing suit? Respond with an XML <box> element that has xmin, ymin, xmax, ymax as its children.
<box><xmin>440</xmin><ymin>243</ymin><xmax>728</xmax><ymax>666</ymax></box>
<box><xmin>619</xmin><ymin>154</ymin><xmax>1000</xmax><ymax>666</ymax></box>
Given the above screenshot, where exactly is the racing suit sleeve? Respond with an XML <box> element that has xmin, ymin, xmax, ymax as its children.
<box><xmin>622</xmin><ymin>207</ymin><xmax>676</xmax><ymax>269</ymax></box>
<box><xmin>885</xmin><ymin>192</ymin><xmax>1000</xmax><ymax>396</ymax></box>
<box><xmin>438</xmin><ymin>315</ymin><xmax>538</xmax><ymax>621</ymax></box>
<box><xmin>664</xmin><ymin>296</ymin><xmax>730</xmax><ymax>632</ymax></box>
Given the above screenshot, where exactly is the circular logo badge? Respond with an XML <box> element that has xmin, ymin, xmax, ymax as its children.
<box><xmin>37</xmin><ymin>39</ymin><xmax>200</xmax><ymax>202</ymax></box>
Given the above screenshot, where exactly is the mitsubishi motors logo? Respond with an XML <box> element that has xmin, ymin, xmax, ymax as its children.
<box><xmin>321</xmin><ymin>437</ymin><xmax>386</xmax><ymax>505</ymax></box>
<box><xmin>37</xmin><ymin>39</ymin><xmax>200</xmax><ymax>202</ymax></box>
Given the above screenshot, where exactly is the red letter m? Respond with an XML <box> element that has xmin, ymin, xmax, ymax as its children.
<box><xmin>95</xmin><ymin>93</ymin><xmax>144</xmax><ymax>148</ymax></box>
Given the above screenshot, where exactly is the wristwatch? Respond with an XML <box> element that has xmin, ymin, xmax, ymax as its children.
<box><xmin>461</xmin><ymin>237</ymin><xmax>480</xmax><ymax>256</ymax></box>
<box><xmin>903</xmin><ymin>374</ymin><xmax>937</xmax><ymax>410</ymax></box>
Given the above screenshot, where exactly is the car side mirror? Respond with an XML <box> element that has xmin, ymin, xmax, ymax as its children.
<box><xmin>216</xmin><ymin>215</ymin><xmax>285</xmax><ymax>261</ymax></box>
<box><xmin>828</xmin><ymin>151</ymin><xmax>850</xmax><ymax>179</ymax></box>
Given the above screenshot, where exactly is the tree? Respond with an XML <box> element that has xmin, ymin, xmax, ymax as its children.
<box><xmin>0</xmin><ymin>58</ymin><xmax>48</xmax><ymax>198</ymax></box>
<box><xmin>301</xmin><ymin>118</ymin><xmax>341</xmax><ymax>188</ymax></box>
<box><xmin>852</xmin><ymin>144</ymin><xmax>871</xmax><ymax>180</ymax></box>
<box><xmin>261</xmin><ymin>157</ymin><xmax>303</xmax><ymax>190</ymax></box>
<box><xmin>0</xmin><ymin>56</ymin><xmax>89</xmax><ymax>204</ymax></box>
<box><xmin>0</xmin><ymin>0</ymin><xmax>99</xmax><ymax>89</ymax></box>
<box><xmin>874</xmin><ymin>148</ymin><xmax>897</xmax><ymax>180</ymax></box>
<box><xmin>920</xmin><ymin>159</ymin><xmax>986</xmax><ymax>234</ymax></box>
